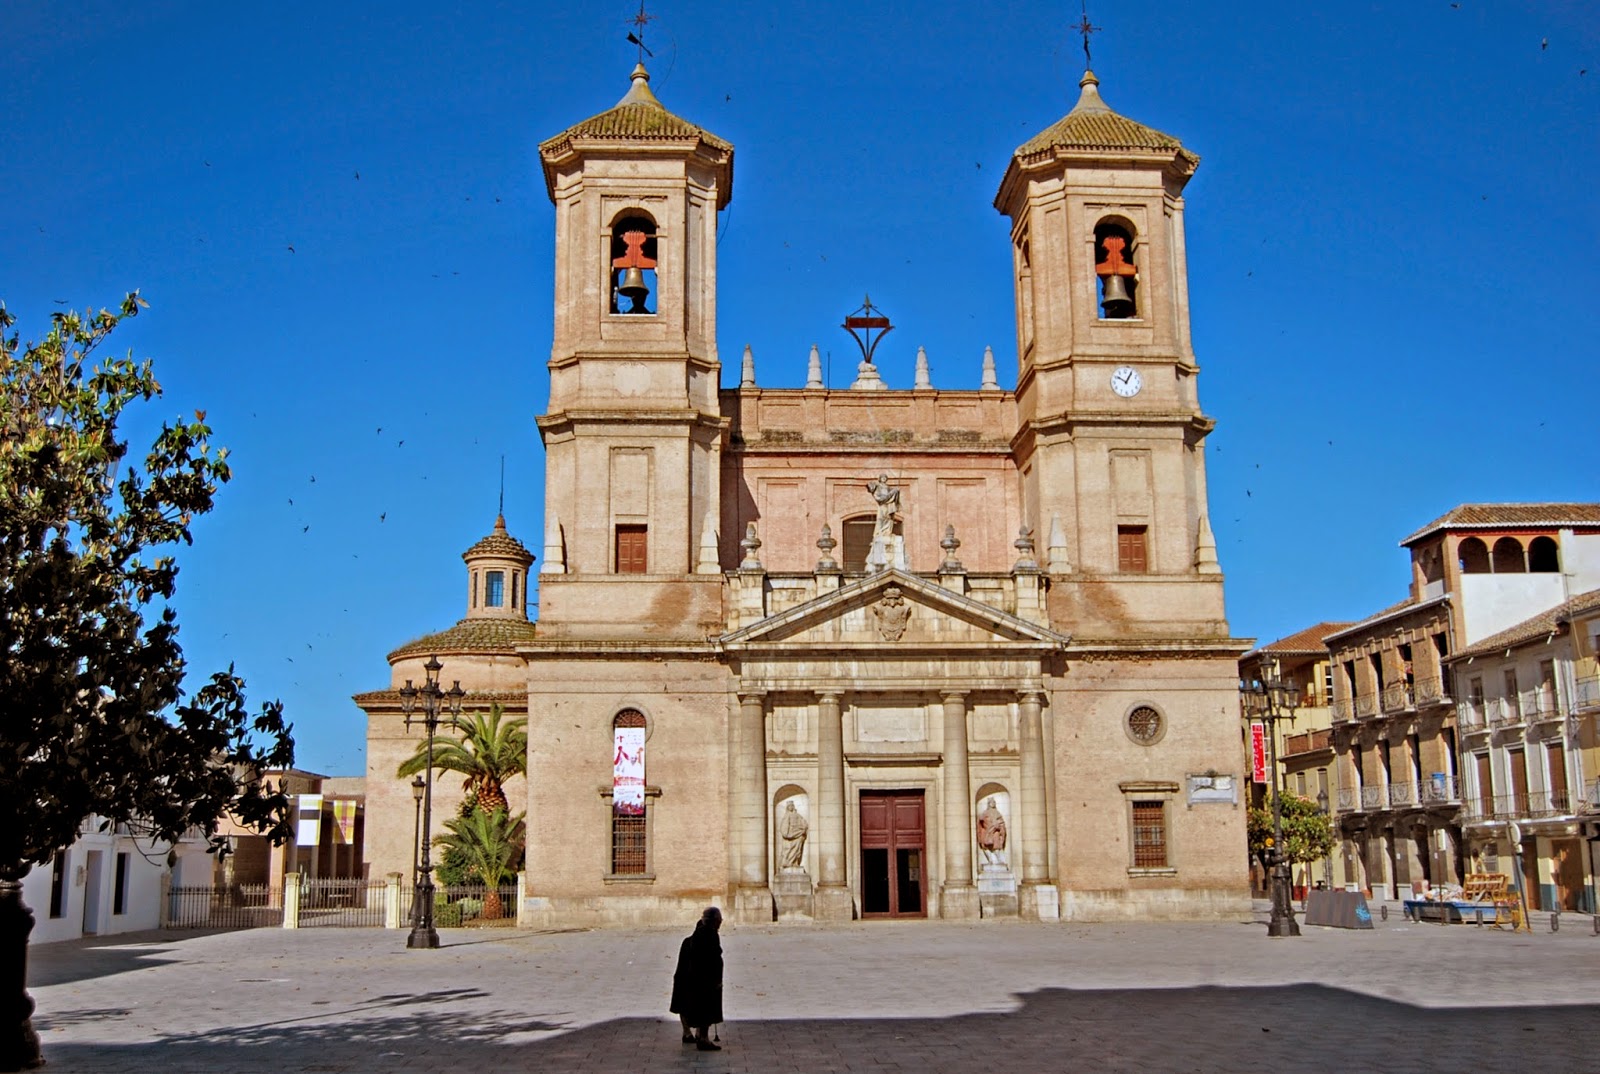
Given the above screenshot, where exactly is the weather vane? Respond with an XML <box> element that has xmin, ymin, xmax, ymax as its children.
<box><xmin>627</xmin><ymin>0</ymin><xmax>656</xmax><ymax>62</ymax></box>
<box><xmin>1075</xmin><ymin>1</ymin><xmax>1101</xmax><ymax>69</ymax></box>
<box><xmin>498</xmin><ymin>454</ymin><xmax>505</xmax><ymax>517</ymax></box>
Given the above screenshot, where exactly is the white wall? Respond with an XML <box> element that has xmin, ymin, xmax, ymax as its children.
<box><xmin>1460</xmin><ymin>574</ymin><xmax>1567</xmax><ymax>646</ymax></box>
<box><xmin>21</xmin><ymin>822</ymin><xmax>201</xmax><ymax>944</ymax></box>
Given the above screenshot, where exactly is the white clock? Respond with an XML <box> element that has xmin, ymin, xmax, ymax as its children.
<box><xmin>1110</xmin><ymin>366</ymin><xmax>1142</xmax><ymax>398</ymax></box>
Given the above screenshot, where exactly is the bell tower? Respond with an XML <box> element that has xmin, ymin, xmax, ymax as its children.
<box><xmin>996</xmin><ymin>68</ymin><xmax>1225</xmax><ymax>630</ymax></box>
<box><xmin>535</xmin><ymin>64</ymin><xmax>732</xmax><ymax>633</ymax></box>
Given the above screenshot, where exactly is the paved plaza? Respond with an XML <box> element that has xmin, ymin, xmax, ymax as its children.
<box><xmin>25</xmin><ymin>905</ymin><xmax>1600</xmax><ymax>1073</ymax></box>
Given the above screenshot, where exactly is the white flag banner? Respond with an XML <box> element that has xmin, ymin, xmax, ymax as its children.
<box><xmin>613</xmin><ymin>727</ymin><xmax>646</xmax><ymax>816</ymax></box>
<box><xmin>296</xmin><ymin>794</ymin><xmax>323</xmax><ymax>845</ymax></box>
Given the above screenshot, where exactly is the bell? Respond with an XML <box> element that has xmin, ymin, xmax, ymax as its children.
<box><xmin>1100</xmin><ymin>274</ymin><xmax>1134</xmax><ymax>318</ymax></box>
<box><xmin>618</xmin><ymin>267</ymin><xmax>650</xmax><ymax>313</ymax></box>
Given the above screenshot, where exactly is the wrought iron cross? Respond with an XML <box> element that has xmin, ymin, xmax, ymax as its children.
<box><xmin>1075</xmin><ymin>1</ymin><xmax>1101</xmax><ymax>68</ymax></box>
<box><xmin>628</xmin><ymin>0</ymin><xmax>656</xmax><ymax>61</ymax></box>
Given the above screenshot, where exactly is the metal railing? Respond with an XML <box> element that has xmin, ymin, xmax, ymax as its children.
<box><xmin>1527</xmin><ymin>689</ymin><xmax>1562</xmax><ymax>721</ymax></box>
<box><xmin>1413</xmin><ymin>676</ymin><xmax>1452</xmax><ymax>708</ymax></box>
<box><xmin>1388</xmin><ymin>781</ymin><xmax>1416</xmax><ymax>807</ymax></box>
<box><xmin>1337</xmin><ymin>787</ymin><xmax>1359</xmax><ymax>812</ymax></box>
<box><xmin>1487</xmin><ymin>697</ymin><xmax>1523</xmax><ymax>727</ymax></box>
<box><xmin>1418</xmin><ymin>774</ymin><xmax>1461</xmax><ymax>804</ymax></box>
<box><xmin>1460</xmin><ymin>790</ymin><xmax>1579</xmax><ymax>822</ymax></box>
<box><xmin>1381</xmin><ymin>683</ymin><xmax>1414</xmax><ymax>714</ymax></box>
<box><xmin>1339</xmin><ymin>777</ymin><xmax>1460</xmax><ymax>813</ymax></box>
<box><xmin>425</xmin><ymin>882</ymin><xmax>520</xmax><ymax>927</ymax></box>
<box><xmin>1330</xmin><ymin>699</ymin><xmax>1354</xmax><ymax>723</ymax></box>
<box><xmin>167</xmin><ymin>885</ymin><xmax>284</xmax><ymax>929</ymax></box>
<box><xmin>1354</xmin><ymin>694</ymin><xmax>1379</xmax><ymax>719</ymax></box>
<box><xmin>1457</xmin><ymin>700</ymin><xmax>1487</xmax><ymax>730</ymax></box>
<box><xmin>297</xmin><ymin>879</ymin><xmax>388</xmax><ymax>928</ymax></box>
<box><xmin>1361</xmin><ymin>786</ymin><xmax>1385</xmax><ymax>810</ymax></box>
<box><xmin>1574</xmin><ymin>676</ymin><xmax>1600</xmax><ymax>711</ymax></box>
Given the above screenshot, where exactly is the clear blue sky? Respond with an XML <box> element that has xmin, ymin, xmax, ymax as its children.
<box><xmin>5</xmin><ymin>2</ymin><xmax>1596</xmax><ymax>775</ymax></box>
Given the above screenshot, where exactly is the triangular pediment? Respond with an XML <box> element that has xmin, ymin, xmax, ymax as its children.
<box><xmin>719</xmin><ymin>570</ymin><xmax>1069</xmax><ymax>650</ymax></box>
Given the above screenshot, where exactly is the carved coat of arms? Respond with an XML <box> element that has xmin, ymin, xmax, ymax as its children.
<box><xmin>870</xmin><ymin>586</ymin><xmax>912</xmax><ymax>641</ymax></box>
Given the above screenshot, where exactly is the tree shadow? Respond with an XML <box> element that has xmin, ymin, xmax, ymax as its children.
<box><xmin>33</xmin><ymin>982</ymin><xmax>1600</xmax><ymax>1071</ymax></box>
<box><xmin>24</xmin><ymin>929</ymin><xmax>227</xmax><ymax>987</ymax></box>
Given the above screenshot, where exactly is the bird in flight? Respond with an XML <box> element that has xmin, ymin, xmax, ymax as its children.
<box><xmin>287</xmin><ymin>244</ymin><xmax>296</xmax><ymax>254</ymax></box>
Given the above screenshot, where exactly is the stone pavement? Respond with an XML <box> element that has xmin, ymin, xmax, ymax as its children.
<box><xmin>25</xmin><ymin>905</ymin><xmax>1600</xmax><ymax>1073</ymax></box>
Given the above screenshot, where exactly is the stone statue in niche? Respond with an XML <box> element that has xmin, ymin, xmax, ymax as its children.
<box><xmin>778</xmin><ymin>801</ymin><xmax>808</xmax><ymax>870</ymax></box>
<box><xmin>865</xmin><ymin>473</ymin><xmax>900</xmax><ymax>538</ymax></box>
<box><xmin>977</xmin><ymin>797</ymin><xmax>1008</xmax><ymax>867</ymax></box>
<box><xmin>870</xmin><ymin>586</ymin><xmax>912</xmax><ymax>641</ymax></box>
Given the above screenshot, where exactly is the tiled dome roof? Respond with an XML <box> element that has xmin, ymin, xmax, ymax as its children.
<box><xmin>462</xmin><ymin>515</ymin><xmax>534</xmax><ymax>565</ymax></box>
<box><xmin>387</xmin><ymin>617</ymin><xmax>539</xmax><ymax>661</ymax></box>
<box><xmin>1014</xmin><ymin>71</ymin><xmax>1197</xmax><ymax>167</ymax></box>
<box><xmin>540</xmin><ymin>64</ymin><xmax>730</xmax><ymax>154</ymax></box>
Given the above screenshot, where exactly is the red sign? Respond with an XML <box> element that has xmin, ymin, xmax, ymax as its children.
<box><xmin>1250</xmin><ymin>722</ymin><xmax>1268</xmax><ymax>784</ymax></box>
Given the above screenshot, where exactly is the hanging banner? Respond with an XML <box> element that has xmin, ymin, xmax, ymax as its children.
<box><xmin>1250</xmin><ymin>723</ymin><xmax>1268</xmax><ymax>784</ymax></box>
<box><xmin>296</xmin><ymin>794</ymin><xmax>323</xmax><ymax>845</ymax></box>
<box><xmin>331</xmin><ymin>799</ymin><xmax>358</xmax><ymax>845</ymax></box>
<box><xmin>613</xmin><ymin>726</ymin><xmax>646</xmax><ymax>816</ymax></box>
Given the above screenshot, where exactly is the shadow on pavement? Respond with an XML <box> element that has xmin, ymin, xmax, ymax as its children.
<box><xmin>31</xmin><ymin>982</ymin><xmax>1600</xmax><ymax>1072</ymax></box>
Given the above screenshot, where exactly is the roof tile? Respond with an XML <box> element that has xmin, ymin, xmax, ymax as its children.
<box><xmin>1400</xmin><ymin>502</ymin><xmax>1600</xmax><ymax>546</ymax></box>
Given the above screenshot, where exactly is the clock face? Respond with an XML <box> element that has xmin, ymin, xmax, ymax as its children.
<box><xmin>1111</xmin><ymin>366</ymin><xmax>1142</xmax><ymax>397</ymax></box>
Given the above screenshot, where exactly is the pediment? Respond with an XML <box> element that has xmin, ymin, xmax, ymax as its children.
<box><xmin>719</xmin><ymin>570</ymin><xmax>1069</xmax><ymax>650</ymax></box>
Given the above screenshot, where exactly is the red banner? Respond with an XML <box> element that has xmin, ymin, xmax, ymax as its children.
<box><xmin>1250</xmin><ymin>722</ymin><xmax>1268</xmax><ymax>784</ymax></box>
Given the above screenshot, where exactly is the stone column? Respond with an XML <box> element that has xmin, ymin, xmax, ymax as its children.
<box><xmin>732</xmin><ymin>690</ymin><xmax>772</xmax><ymax>923</ymax></box>
<box><xmin>940</xmin><ymin>690</ymin><xmax>979</xmax><ymax>919</ymax></box>
<box><xmin>1017</xmin><ymin>689</ymin><xmax>1058</xmax><ymax>920</ymax></box>
<box><xmin>814</xmin><ymin>691</ymin><xmax>853</xmax><ymax>921</ymax></box>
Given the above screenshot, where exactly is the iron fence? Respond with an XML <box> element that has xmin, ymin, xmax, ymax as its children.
<box><xmin>167</xmin><ymin>884</ymin><xmax>284</xmax><ymax>929</ymax></box>
<box><xmin>297</xmin><ymin>879</ymin><xmax>389</xmax><ymax>928</ymax></box>
<box><xmin>411</xmin><ymin>882</ymin><xmax>520</xmax><ymax>928</ymax></box>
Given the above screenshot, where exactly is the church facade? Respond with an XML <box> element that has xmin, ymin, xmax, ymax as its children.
<box><xmin>357</xmin><ymin>61</ymin><xmax>1251</xmax><ymax>925</ymax></box>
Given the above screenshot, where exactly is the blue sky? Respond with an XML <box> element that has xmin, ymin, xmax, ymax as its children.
<box><xmin>4</xmin><ymin>1</ymin><xmax>1596</xmax><ymax>775</ymax></box>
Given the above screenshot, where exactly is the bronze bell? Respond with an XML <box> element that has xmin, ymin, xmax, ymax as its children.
<box><xmin>1100</xmin><ymin>274</ymin><xmax>1134</xmax><ymax>318</ymax></box>
<box><xmin>618</xmin><ymin>267</ymin><xmax>650</xmax><ymax>313</ymax></box>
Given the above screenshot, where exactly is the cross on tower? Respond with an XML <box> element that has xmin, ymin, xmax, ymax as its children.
<box><xmin>627</xmin><ymin>0</ymin><xmax>656</xmax><ymax>62</ymax></box>
<box><xmin>1074</xmin><ymin>1</ymin><xmax>1101</xmax><ymax>69</ymax></box>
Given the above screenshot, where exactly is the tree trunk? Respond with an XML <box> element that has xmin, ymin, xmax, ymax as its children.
<box><xmin>482</xmin><ymin>888</ymin><xmax>503</xmax><ymax>921</ymax></box>
<box><xmin>0</xmin><ymin>875</ymin><xmax>43</xmax><ymax>1072</ymax></box>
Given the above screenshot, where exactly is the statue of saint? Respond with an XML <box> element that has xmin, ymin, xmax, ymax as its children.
<box><xmin>976</xmin><ymin>797</ymin><xmax>1008</xmax><ymax>867</ymax></box>
<box><xmin>778</xmin><ymin>801</ymin><xmax>808</xmax><ymax>869</ymax></box>
<box><xmin>865</xmin><ymin>474</ymin><xmax>900</xmax><ymax>538</ymax></box>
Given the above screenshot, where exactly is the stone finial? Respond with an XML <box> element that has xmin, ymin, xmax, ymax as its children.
<box><xmin>914</xmin><ymin>346</ymin><xmax>932</xmax><ymax>389</ymax></box>
<box><xmin>541</xmin><ymin>516</ymin><xmax>565</xmax><ymax>575</ymax></box>
<box><xmin>980</xmin><ymin>346</ymin><xmax>1000</xmax><ymax>391</ymax></box>
<box><xmin>805</xmin><ymin>344</ymin><xmax>824</xmax><ymax>389</ymax></box>
<box><xmin>740</xmin><ymin>344</ymin><xmax>756</xmax><ymax>388</ymax></box>
<box><xmin>739</xmin><ymin>522</ymin><xmax>764</xmax><ymax>570</ymax></box>
<box><xmin>1194</xmin><ymin>514</ymin><xmax>1222</xmax><ymax>575</ymax></box>
<box><xmin>851</xmin><ymin>359</ymin><xmax>887</xmax><ymax>390</ymax></box>
<box><xmin>1046</xmin><ymin>513</ymin><xmax>1071</xmax><ymax>574</ymax></box>
<box><xmin>815</xmin><ymin>524</ymin><xmax>839</xmax><ymax>572</ymax></box>
<box><xmin>939</xmin><ymin>524</ymin><xmax>965</xmax><ymax>573</ymax></box>
<box><xmin>696</xmin><ymin>514</ymin><xmax>721</xmax><ymax>574</ymax></box>
<box><xmin>1012</xmin><ymin>524</ymin><xmax>1038</xmax><ymax>571</ymax></box>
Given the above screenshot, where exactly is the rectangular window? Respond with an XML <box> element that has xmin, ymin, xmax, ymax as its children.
<box><xmin>1295</xmin><ymin>772</ymin><xmax>1307</xmax><ymax>796</ymax></box>
<box><xmin>1323</xmin><ymin>664</ymin><xmax>1334</xmax><ymax>706</ymax></box>
<box><xmin>611</xmin><ymin>812</ymin><xmax>647</xmax><ymax>874</ymax></box>
<box><xmin>1504</xmin><ymin>669</ymin><xmax>1521</xmax><ymax>718</ymax></box>
<box><xmin>49</xmin><ymin>852</ymin><xmax>67</xmax><ymax>919</ymax></box>
<box><xmin>1548</xmin><ymin>742</ymin><xmax>1570</xmax><ymax>812</ymax></box>
<box><xmin>1116</xmin><ymin>525</ymin><xmax>1148</xmax><ymax>573</ymax></box>
<box><xmin>615</xmin><ymin>524</ymin><xmax>648</xmax><ymax>574</ymax></box>
<box><xmin>113</xmin><ymin>852</ymin><xmax>129</xmax><ymax>915</ymax></box>
<box><xmin>1131</xmin><ymin>801</ymin><xmax>1167</xmax><ymax>867</ymax></box>
<box><xmin>471</xmin><ymin>570</ymin><xmax>478</xmax><ymax>608</ymax></box>
<box><xmin>1475</xmin><ymin>752</ymin><xmax>1493</xmax><ymax>814</ymax></box>
<box><xmin>1538</xmin><ymin>659</ymin><xmax>1556</xmax><ymax>713</ymax></box>
<box><xmin>1508</xmin><ymin>748</ymin><xmax>1528</xmax><ymax>815</ymax></box>
<box><xmin>842</xmin><ymin>518</ymin><xmax>875</xmax><ymax>572</ymax></box>
<box><xmin>484</xmin><ymin>570</ymin><xmax>505</xmax><ymax>607</ymax></box>
<box><xmin>510</xmin><ymin>572</ymin><xmax>519</xmax><ymax>610</ymax></box>
<box><xmin>1317</xmin><ymin>767</ymin><xmax>1329</xmax><ymax>801</ymax></box>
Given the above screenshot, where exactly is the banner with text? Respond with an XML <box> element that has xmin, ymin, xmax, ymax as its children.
<box><xmin>613</xmin><ymin>727</ymin><xmax>646</xmax><ymax>815</ymax></box>
<box><xmin>1250</xmin><ymin>723</ymin><xmax>1268</xmax><ymax>784</ymax></box>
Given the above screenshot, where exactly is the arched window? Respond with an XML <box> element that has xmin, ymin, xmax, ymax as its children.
<box><xmin>841</xmin><ymin>514</ymin><xmax>901</xmax><ymax>572</ymax></box>
<box><xmin>1458</xmin><ymin>537</ymin><xmax>1490</xmax><ymax>574</ymax></box>
<box><xmin>1528</xmin><ymin>536</ymin><xmax>1560</xmax><ymax>573</ymax></box>
<box><xmin>1094</xmin><ymin>219</ymin><xmax>1138</xmax><ymax>319</ymax></box>
<box><xmin>484</xmin><ymin>571</ymin><xmax>505</xmax><ymax>607</ymax></box>
<box><xmin>609</xmin><ymin>214</ymin><xmax>658</xmax><ymax>315</ymax></box>
<box><xmin>1492</xmin><ymin>537</ymin><xmax>1526</xmax><ymax>574</ymax></box>
<box><xmin>611</xmin><ymin>710</ymin><xmax>648</xmax><ymax>875</ymax></box>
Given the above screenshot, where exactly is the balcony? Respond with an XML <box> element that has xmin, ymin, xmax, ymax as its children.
<box><xmin>1413</xmin><ymin>676</ymin><xmax>1453</xmax><ymax>708</ymax></box>
<box><xmin>1380</xmin><ymin>683</ymin><xmax>1415</xmax><ymax>715</ymax></box>
<box><xmin>1282</xmin><ymin>728</ymin><xmax>1332</xmax><ymax>757</ymax></box>
<box><xmin>1462</xmin><ymin>790</ymin><xmax>1579</xmax><ymax>823</ymax></box>
<box><xmin>1337</xmin><ymin>787</ymin><xmax>1359</xmax><ymax>812</ymax></box>
<box><xmin>1340</xmin><ymin>777</ymin><xmax>1460</xmax><ymax>813</ymax></box>
<box><xmin>1527</xmin><ymin>689</ymin><xmax>1562</xmax><ymax>724</ymax></box>
<box><xmin>1354</xmin><ymin>694</ymin><xmax>1379</xmax><ymax>720</ymax></box>
<box><xmin>1360</xmin><ymin>786</ymin><xmax>1385</xmax><ymax>811</ymax></box>
<box><xmin>1486</xmin><ymin>697</ymin><xmax>1524</xmax><ymax>728</ymax></box>
<box><xmin>1418</xmin><ymin>774</ymin><xmax>1462</xmax><ymax>804</ymax></box>
<box><xmin>1330</xmin><ymin>698</ymin><xmax>1354</xmax><ymax>724</ymax></box>
<box><xmin>1575</xmin><ymin>676</ymin><xmax>1600</xmax><ymax>713</ymax></box>
<box><xmin>1456</xmin><ymin>700</ymin><xmax>1487</xmax><ymax>731</ymax></box>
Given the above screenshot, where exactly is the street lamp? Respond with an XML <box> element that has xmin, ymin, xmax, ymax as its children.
<box><xmin>410</xmin><ymin>775</ymin><xmax>425</xmax><ymax>883</ymax></box>
<box><xmin>1316</xmin><ymin>788</ymin><xmax>1332</xmax><ymax>891</ymax></box>
<box><xmin>398</xmin><ymin>654</ymin><xmax>465</xmax><ymax>949</ymax></box>
<box><xmin>1242</xmin><ymin>661</ymin><xmax>1302</xmax><ymax>937</ymax></box>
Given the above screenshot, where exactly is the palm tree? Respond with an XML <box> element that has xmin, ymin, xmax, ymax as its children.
<box><xmin>434</xmin><ymin>808</ymin><xmax>525</xmax><ymax>919</ymax></box>
<box><xmin>397</xmin><ymin>703</ymin><xmax>527</xmax><ymax>814</ymax></box>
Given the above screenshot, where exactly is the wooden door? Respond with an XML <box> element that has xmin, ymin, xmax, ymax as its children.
<box><xmin>859</xmin><ymin>791</ymin><xmax>926</xmax><ymax>918</ymax></box>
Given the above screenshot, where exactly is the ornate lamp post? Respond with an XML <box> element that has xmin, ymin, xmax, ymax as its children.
<box><xmin>398</xmin><ymin>655</ymin><xmax>464</xmax><ymax>949</ymax></box>
<box><xmin>410</xmin><ymin>775</ymin><xmax>425</xmax><ymax>884</ymax></box>
<box><xmin>1242</xmin><ymin>661</ymin><xmax>1302</xmax><ymax>937</ymax></box>
<box><xmin>1316</xmin><ymin>788</ymin><xmax>1332</xmax><ymax>891</ymax></box>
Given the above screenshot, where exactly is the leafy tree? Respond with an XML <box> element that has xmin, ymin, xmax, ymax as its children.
<box><xmin>434</xmin><ymin>808</ymin><xmax>526</xmax><ymax>920</ymax></box>
<box><xmin>397</xmin><ymin>703</ymin><xmax>527</xmax><ymax>815</ymax></box>
<box><xmin>1247</xmin><ymin>792</ymin><xmax>1336</xmax><ymax>870</ymax></box>
<box><xmin>0</xmin><ymin>296</ymin><xmax>294</xmax><ymax>1071</ymax></box>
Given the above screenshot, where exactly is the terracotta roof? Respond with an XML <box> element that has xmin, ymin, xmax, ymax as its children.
<box><xmin>540</xmin><ymin>64</ymin><xmax>730</xmax><ymax>154</ymax></box>
<box><xmin>462</xmin><ymin>515</ymin><xmax>534</xmax><ymax>565</ymax></box>
<box><xmin>1014</xmin><ymin>71</ymin><xmax>1197</xmax><ymax>166</ymax></box>
<box><xmin>386</xmin><ymin>617</ymin><xmax>539</xmax><ymax>661</ymax></box>
<box><xmin>1323</xmin><ymin>595</ymin><xmax>1451</xmax><ymax>646</ymax></box>
<box><xmin>1250</xmin><ymin>621</ymin><xmax>1355</xmax><ymax>656</ymax></box>
<box><xmin>1451</xmin><ymin>588</ymin><xmax>1600</xmax><ymax>661</ymax></box>
<box><xmin>1400</xmin><ymin>503</ymin><xmax>1600</xmax><ymax>546</ymax></box>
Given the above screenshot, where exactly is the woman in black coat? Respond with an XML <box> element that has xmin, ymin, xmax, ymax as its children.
<box><xmin>669</xmin><ymin>906</ymin><xmax>723</xmax><ymax>1050</ymax></box>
